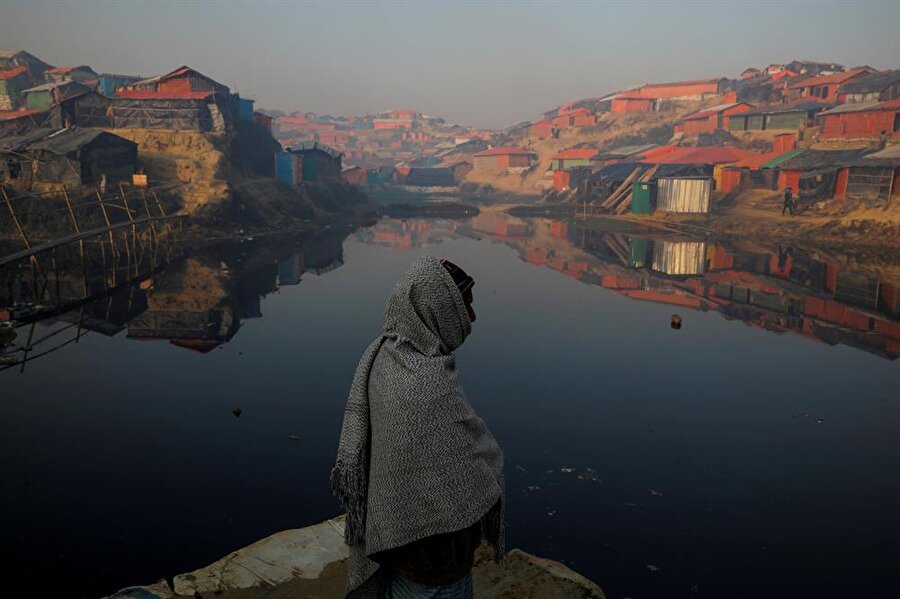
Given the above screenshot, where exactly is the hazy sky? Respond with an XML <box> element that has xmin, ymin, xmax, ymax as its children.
<box><xmin>3</xmin><ymin>1</ymin><xmax>899</xmax><ymax>128</ymax></box>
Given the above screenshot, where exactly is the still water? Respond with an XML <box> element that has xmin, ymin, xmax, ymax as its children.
<box><xmin>2</xmin><ymin>214</ymin><xmax>899</xmax><ymax>599</ymax></box>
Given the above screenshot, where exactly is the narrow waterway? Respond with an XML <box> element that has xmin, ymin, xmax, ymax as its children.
<box><xmin>2</xmin><ymin>214</ymin><xmax>898</xmax><ymax>598</ymax></box>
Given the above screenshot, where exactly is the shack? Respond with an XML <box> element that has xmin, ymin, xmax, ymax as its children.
<box><xmin>110</xmin><ymin>94</ymin><xmax>228</xmax><ymax>131</ymax></box>
<box><xmin>98</xmin><ymin>73</ymin><xmax>142</xmax><ymax>97</ymax></box>
<box><xmin>530</xmin><ymin>120</ymin><xmax>555</xmax><ymax>138</ymax></box>
<box><xmin>774</xmin><ymin>148</ymin><xmax>872</xmax><ymax>202</ymax></box>
<box><xmin>817</xmin><ymin>100</ymin><xmax>900</xmax><ymax>139</ymax></box>
<box><xmin>44</xmin><ymin>65</ymin><xmax>98</xmax><ymax>85</ymax></box>
<box><xmin>680</xmin><ymin>102</ymin><xmax>753</xmax><ymax>134</ymax></box>
<box><xmin>472</xmin><ymin>147</ymin><xmax>536</xmax><ymax>171</ymax></box>
<box><xmin>609</xmin><ymin>93</ymin><xmax>657</xmax><ymax>113</ymax></box>
<box><xmin>21</xmin><ymin>81</ymin><xmax>90</xmax><ymax>111</ymax></box>
<box><xmin>552</xmin><ymin>108</ymin><xmax>596</xmax><ymax>128</ymax></box>
<box><xmin>0</xmin><ymin>127</ymin><xmax>137</xmax><ymax>190</ymax></box>
<box><xmin>287</xmin><ymin>141</ymin><xmax>342</xmax><ymax>182</ymax></box>
<box><xmin>0</xmin><ymin>66</ymin><xmax>29</xmax><ymax>110</ymax></box>
<box><xmin>656</xmin><ymin>177</ymin><xmax>713</xmax><ymax>213</ymax></box>
<box><xmin>845</xmin><ymin>146</ymin><xmax>900</xmax><ymax>207</ymax></box>
<box><xmin>341</xmin><ymin>165</ymin><xmax>367</xmax><ymax>186</ymax></box>
<box><xmin>633</xmin><ymin>78</ymin><xmax>727</xmax><ymax>100</ymax></box>
<box><xmin>838</xmin><ymin>70</ymin><xmax>900</xmax><ymax>104</ymax></box>
<box><xmin>0</xmin><ymin>108</ymin><xmax>51</xmax><ymax>135</ymax></box>
<box><xmin>786</xmin><ymin>68</ymin><xmax>872</xmax><ymax>103</ymax></box>
<box><xmin>727</xmin><ymin>102</ymin><xmax>832</xmax><ymax>132</ymax></box>
<box><xmin>125</xmin><ymin>65</ymin><xmax>231</xmax><ymax>97</ymax></box>
<box><xmin>405</xmin><ymin>167</ymin><xmax>455</xmax><ymax>187</ymax></box>
<box><xmin>550</xmin><ymin>148</ymin><xmax>599</xmax><ymax>170</ymax></box>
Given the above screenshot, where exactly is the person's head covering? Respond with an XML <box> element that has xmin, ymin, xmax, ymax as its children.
<box><xmin>440</xmin><ymin>258</ymin><xmax>474</xmax><ymax>295</ymax></box>
<box><xmin>332</xmin><ymin>256</ymin><xmax>504</xmax><ymax>597</ymax></box>
<box><xmin>383</xmin><ymin>256</ymin><xmax>472</xmax><ymax>355</ymax></box>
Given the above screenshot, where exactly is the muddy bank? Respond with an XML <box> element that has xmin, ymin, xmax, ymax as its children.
<box><xmin>105</xmin><ymin>516</ymin><xmax>605</xmax><ymax>599</ymax></box>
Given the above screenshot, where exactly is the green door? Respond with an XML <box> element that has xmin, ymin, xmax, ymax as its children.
<box><xmin>302</xmin><ymin>154</ymin><xmax>317</xmax><ymax>181</ymax></box>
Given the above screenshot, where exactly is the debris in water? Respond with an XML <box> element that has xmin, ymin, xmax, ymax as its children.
<box><xmin>648</xmin><ymin>489</ymin><xmax>664</xmax><ymax>497</ymax></box>
<box><xmin>646</xmin><ymin>564</ymin><xmax>660</xmax><ymax>572</ymax></box>
<box><xmin>547</xmin><ymin>510</ymin><xmax>557</xmax><ymax>517</ymax></box>
<box><xmin>232</xmin><ymin>407</ymin><xmax>242</xmax><ymax>417</ymax></box>
<box><xmin>816</xmin><ymin>418</ymin><xmax>824</xmax><ymax>424</ymax></box>
<box><xmin>560</xmin><ymin>467</ymin><xmax>575</xmax><ymax>474</ymax></box>
<box><xmin>577</xmin><ymin>468</ymin><xmax>601</xmax><ymax>482</ymax></box>
<box><xmin>623</xmin><ymin>502</ymin><xmax>639</xmax><ymax>508</ymax></box>
<box><xmin>522</xmin><ymin>485</ymin><xmax>541</xmax><ymax>494</ymax></box>
<box><xmin>671</xmin><ymin>314</ymin><xmax>682</xmax><ymax>330</ymax></box>
<box><xmin>288</xmin><ymin>435</ymin><xmax>300</xmax><ymax>441</ymax></box>
<box><xmin>514</xmin><ymin>464</ymin><xmax>527</xmax><ymax>472</ymax></box>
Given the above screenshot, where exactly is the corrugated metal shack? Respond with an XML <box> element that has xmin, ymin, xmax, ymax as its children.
<box><xmin>0</xmin><ymin>127</ymin><xmax>137</xmax><ymax>190</ymax></box>
<box><xmin>656</xmin><ymin>178</ymin><xmax>712</xmax><ymax>213</ymax></box>
<box><xmin>728</xmin><ymin>102</ymin><xmax>832</xmax><ymax>132</ymax></box>
<box><xmin>287</xmin><ymin>141</ymin><xmax>342</xmax><ymax>182</ymax></box>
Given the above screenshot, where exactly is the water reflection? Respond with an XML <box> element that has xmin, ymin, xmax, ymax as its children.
<box><xmin>351</xmin><ymin>214</ymin><xmax>900</xmax><ymax>360</ymax></box>
<box><xmin>3</xmin><ymin>216</ymin><xmax>897</xmax><ymax>370</ymax></box>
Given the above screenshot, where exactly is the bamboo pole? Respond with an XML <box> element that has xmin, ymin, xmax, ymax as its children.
<box><xmin>95</xmin><ymin>189</ymin><xmax>117</xmax><ymax>256</ymax></box>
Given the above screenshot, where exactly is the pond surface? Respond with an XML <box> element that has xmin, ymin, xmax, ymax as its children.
<box><xmin>2</xmin><ymin>213</ymin><xmax>899</xmax><ymax>599</ymax></box>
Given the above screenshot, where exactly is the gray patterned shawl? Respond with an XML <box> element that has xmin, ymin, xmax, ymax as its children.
<box><xmin>331</xmin><ymin>256</ymin><xmax>505</xmax><ymax>598</ymax></box>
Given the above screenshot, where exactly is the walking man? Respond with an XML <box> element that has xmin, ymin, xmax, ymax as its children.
<box><xmin>782</xmin><ymin>186</ymin><xmax>795</xmax><ymax>216</ymax></box>
<box><xmin>332</xmin><ymin>256</ymin><xmax>504</xmax><ymax>598</ymax></box>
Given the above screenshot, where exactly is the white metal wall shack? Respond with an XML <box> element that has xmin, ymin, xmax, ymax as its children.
<box><xmin>651</xmin><ymin>240</ymin><xmax>707</xmax><ymax>276</ymax></box>
<box><xmin>656</xmin><ymin>177</ymin><xmax>712</xmax><ymax>213</ymax></box>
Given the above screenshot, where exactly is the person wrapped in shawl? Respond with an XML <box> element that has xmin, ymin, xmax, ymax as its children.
<box><xmin>331</xmin><ymin>256</ymin><xmax>504</xmax><ymax>598</ymax></box>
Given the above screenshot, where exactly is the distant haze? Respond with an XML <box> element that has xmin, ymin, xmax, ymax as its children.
<box><xmin>3</xmin><ymin>0</ymin><xmax>899</xmax><ymax>128</ymax></box>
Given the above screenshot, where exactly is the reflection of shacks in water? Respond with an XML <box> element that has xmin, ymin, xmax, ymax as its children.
<box><xmin>651</xmin><ymin>240</ymin><xmax>707</xmax><ymax>276</ymax></box>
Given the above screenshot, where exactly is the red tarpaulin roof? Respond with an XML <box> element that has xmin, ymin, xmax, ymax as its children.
<box><xmin>788</xmin><ymin>67</ymin><xmax>871</xmax><ymax>89</ymax></box>
<box><xmin>642</xmin><ymin>146</ymin><xmax>753</xmax><ymax>165</ymax></box>
<box><xmin>117</xmin><ymin>89</ymin><xmax>216</xmax><ymax>100</ymax></box>
<box><xmin>0</xmin><ymin>109</ymin><xmax>43</xmax><ymax>121</ymax></box>
<box><xmin>473</xmin><ymin>147</ymin><xmax>536</xmax><ymax>157</ymax></box>
<box><xmin>552</xmin><ymin>148</ymin><xmax>599</xmax><ymax>159</ymax></box>
<box><xmin>0</xmin><ymin>66</ymin><xmax>28</xmax><ymax>80</ymax></box>
<box><xmin>731</xmin><ymin>149</ymin><xmax>794</xmax><ymax>170</ymax></box>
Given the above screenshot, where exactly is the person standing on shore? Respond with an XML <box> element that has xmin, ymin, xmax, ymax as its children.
<box><xmin>331</xmin><ymin>256</ymin><xmax>504</xmax><ymax>599</ymax></box>
<box><xmin>880</xmin><ymin>130</ymin><xmax>889</xmax><ymax>150</ymax></box>
<box><xmin>782</xmin><ymin>186</ymin><xmax>795</xmax><ymax>216</ymax></box>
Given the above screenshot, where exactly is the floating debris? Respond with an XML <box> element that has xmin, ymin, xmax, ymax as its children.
<box><xmin>671</xmin><ymin>314</ymin><xmax>682</xmax><ymax>330</ymax></box>
<box><xmin>648</xmin><ymin>489</ymin><xmax>664</xmax><ymax>497</ymax></box>
<box><xmin>288</xmin><ymin>435</ymin><xmax>300</xmax><ymax>441</ymax></box>
<box><xmin>646</xmin><ymin>564</ymin><xmax>660</xmax><ymax>572</ymax></box>
<box><xmin>623</xmin><ymin>502</ymin><xmax>639</xmax><ymax>508</ymax></box>
<box><xmin>547</xmin><ymin>510</ymin><xmax>557</xmax><ymax>517</ymax></box>
<box><xmin>816</xmin><ymin>418</ymin><xmax>824</xmax><ymax>424</ymax></box>
<box><xmin>522</xmin><ymin>485</ymin><xmax>541</xmax><ymax>494</ymax></box>
<box><xmin>560</xmin><ymin>467</ymin><xmax>576</xmax><ymax>474</ymax></box>
<box><xmin>514</xmin><ymin>464</ymin><xmax>528</xmax><ymax>472</ymax></box>
<box><xmin>577</xmin><ymin>468</ymin><xmax>601</xmax><ymax>482</ymax></box>
<box><xmin>232</xmin><ymin>407</ymin><xmax>242</xmax><ymax>417</ymax></box>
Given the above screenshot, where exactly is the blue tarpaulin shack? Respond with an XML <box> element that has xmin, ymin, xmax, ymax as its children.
<box><xmin>237</xmin><ymin>97</ymin><xmax>254</xmax><ymax>121</ymax></box>
<box><xmin>274</xmin><ymin>151</ymin><xmax>297</xmax><ymax>185</ymax></box>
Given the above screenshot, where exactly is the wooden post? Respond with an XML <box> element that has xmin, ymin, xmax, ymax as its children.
<box><xmin>96</xmin><ymin>190</ymin><xmax>117</xmax><ymax>256</ymax></box>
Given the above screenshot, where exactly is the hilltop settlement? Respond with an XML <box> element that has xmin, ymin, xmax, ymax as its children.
<box><xmin>0</xmin><ymin>51</ymin><xmax>899</xmax><ymax>247</ymax></box>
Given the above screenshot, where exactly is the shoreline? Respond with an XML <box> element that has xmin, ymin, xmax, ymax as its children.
<box><xmin>105</xmin><ymin>516</ymin><xmax>605</xmax><ymax>599</ymax></box>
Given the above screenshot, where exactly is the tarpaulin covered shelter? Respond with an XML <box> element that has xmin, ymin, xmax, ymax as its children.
<box><xmin>286</xmin><ymin>141</ymin><xmax>342</xmax><ymax>182</ymax></box>
<box><xmin>472</xmin><ymin>147</ymin><xmax>537</xmax><ymax>170</ymax></box>
<box><xmin>845</xmin><ymin>145</ymin><xmax>900</xmax><ymax>207</ymax></box>
<box><xmin>0</xmin><ymin>66</ymin><xmax>30</xmax><ymax>110</ymax></box>
<box><xmin>838</xmin><ymin>70</ymin><xmax>900</xmax><ymax>104</ymax></box>
<box><xmin>109</xmin><ymin>94</ymin><xmax>230</xmax><ymax>131</ymax></box>
<box><xmin>404</xmin><ymin>167</ymin><xmax>455</xmax><ymax>187</ymax></box>
<box><xmin>680</xmin><ymin>103</ymin><xmax>753</xmax><ymax>134</ymax></box>
<box><xmin>0</xmin><ymin>109</ymin><xmax>50</xmax><ymax>136</ymax></box>
<box><xmin>21</xmin><ymin>81</ymin><xmax>91</xmax><ymax>111</ymax></box>
<box><xmin>550</xmin><ymin>148</ymin><xmax>599</xmax><ymax>170</ymax></box>
<box><xmin>728</xmin><ymin>102</ymin><xmax>832</xmax><ymax>132</ymax></box>
<box><xmin>0</xmin><ymin>127</ymin><xmax>137</xmax><ymax>189</ymax></box>
<box><xmin>775</xmin><ymin>148</ymin><xmax>873</xmax><ymax>202</ymax></box>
